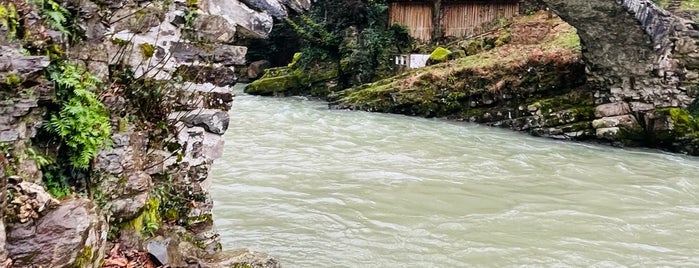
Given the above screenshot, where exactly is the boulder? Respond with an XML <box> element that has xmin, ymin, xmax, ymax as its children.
<box><xmin>107</xmin><ymin>171</ymin><xmax>152</xmax><ymax>220</ymax></box>
<box><xmin>245</xmin><ymin>63</ymin><xmax>338</xmax><ymax>96</ymax></box>
<box><xmin>240</xmin><ymin>0</ymin><xmax>288</xmax><ymax>19</ymax></box>
<box><xmin>594</xmin><ymin>102</ymin><xmax>631</xmax><ymax>118</ymax></box>
<box><xmin>174</xmin><ymin>65</ymin><xmax>238</xmax><ymax>87</ymax></box>
<box><xmin>244</xmin><ymin>73</ymin><xmax>299</xmax><ymax>95</ymax></box>
<box><xmin>201</xmin><ymin>0</ymin><xmax>273</xmax><ymax>38</ymax></box>
<box><xmin>179</xmin><ymin>83</ymin><xmax>235</xmax><ymax>111</ymax></box>
<box><xmin>0</xmin><ymin>46</ymin><xmax>50</xmax><ymax>84</ymax></box>
<box><xmin>280</xmin><ymin>0</ymin><xmax>311</xmax><ymax>14</ymax></box>
<box><xmin>202</xmin><ymin>248</ymin><xmax>282</xmax><ymax>268</ymax></box>
<box><xmin>170</xmin><ymin>42</ymin><xmax>247</xmax><ymax>66</ymax></box>
<box><xmin>247</xmin><ymin>60</ymin><xmax>272</xmax><ymax>79</ymax></box>
<box><xmin>595</xmin><ymin>127</ymin><xmax>620</xmax><ymax>139</ymax></box>
<box><xmin>163</xmin><ymin>125</ymin><xmax>225</xmax><ymax>168</ymax></box>
<box><xmin>184</xmin><ymin>15</ymin><xmax>236</xmax><ymax>44</ymax></box>
<box><xmin>168</xmin><ymin>109</ymin><xmax>230</xmax><ymax>135</ymax></box>
<box><xmin>6</xmin><ymin>198</ymin><xmax>108</xmax><ymax>268</ymax></box>
<box><xmin>111</xmin><ymin>192</ymin><xmax>150</xmax><ymax>220</ymax></box>
<box><xmin>591</xmin><ymin>114</ymin><xmax>640</xmax><ymax>129</ymax></box>
<box><xmin>629</xmin><ymin>101</ymin><xmax>655</xmax><ymax>112</ymax></box>
<box><xmin>110</xmin><ymin>6</ymin><xmax>165</xmax><ymax>34</ymax></box>
<box><xmin>94</xmin><ymin>131</ymin><xmax>149</xmax><ymax>175</ymax></box>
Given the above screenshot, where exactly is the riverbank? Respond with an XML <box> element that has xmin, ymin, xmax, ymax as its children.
<box><xmin>325</xmin><ymin>11</ymin><xmax>699</xmax><ymax>155</ymax></box>
<box><xmin>328</xmin><ymin>12</ymin><xmax>592</xmax><ymax>138</ymax></box>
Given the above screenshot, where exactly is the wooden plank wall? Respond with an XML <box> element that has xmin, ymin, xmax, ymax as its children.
<box><xmin>389</xmin><ymin>2</ymin><xmax>433</xmax><ymax>42</ymax></box>
<box><xmin>442</xmin><ymin>2</ymin><xmax>519</xmax><ymax>38</ymax></box>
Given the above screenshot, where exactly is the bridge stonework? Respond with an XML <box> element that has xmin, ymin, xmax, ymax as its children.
<box><xmin>543</xmin><ymin>0</ymin><xmax>699</xmax><ymax>151</ymax></box>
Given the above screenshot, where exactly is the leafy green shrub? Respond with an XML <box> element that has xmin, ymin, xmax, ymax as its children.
<box><xmin>42</xmin><ymin>164</ymin><xmax>72</xmax><ymax>198</ymax></box>
<box><xmin>45</xmin><ymin>62</ymin><xmax>112</xmax><ymax>169</ymax></box>
<box><xmin>278</xmin><ymin>0</ymin><xmax>413</xmax><ymax>90</ymax></box>
<box><xmin>688</xmin><ymin>97</ymin><xmax>699</xmax><ymax>118</ymax></box>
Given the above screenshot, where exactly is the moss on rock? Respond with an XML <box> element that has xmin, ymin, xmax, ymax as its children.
<box><xmin>245</xmin><ymin>63</ymin><xmax>339</xmax><ymax>96</ymax></box>
<box><xmin>244</xmin><ymin>74</ymin><xmax>299</xmax><ymax>95</ymax></box>
<box><xmin>664</xmin><ymin>107</ymin><xmax>699</xmax><ymax>138</ymax></box>
<box><xmin>139</xmin><ymin>43</ymin><xmax>156</xmax><ymax>59</ymax></box>
<box><xmin>429</xmin><ymin>47</ymin><xmax>451</xmax><ymax>62</ymax></box>
<box><xmin>121</xmin><ymin>197</ymin><xmax>160</xmax><ymax>238</ymax></box>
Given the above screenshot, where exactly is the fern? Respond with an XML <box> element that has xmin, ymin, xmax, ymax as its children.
<box><xmin>30</xmin><ymin>0</ymin><xmax>71</xmax><ymax>36</ymax></box>
<box><xmin>45</xmin><ymin>62</ymin><xmax>112</xmax><ymax>169</ymax></box>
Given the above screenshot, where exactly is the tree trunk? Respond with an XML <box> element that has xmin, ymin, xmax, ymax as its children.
<box><xmin>431</xmin><ymin>0</ymin><xmax>443</xmax><ymax>41</ymax></box>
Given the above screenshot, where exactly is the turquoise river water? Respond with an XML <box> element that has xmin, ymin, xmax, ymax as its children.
<box><xmin>211</xmin><ymin>87</ymin><xmax>699</xmax><ymax>267</ymax></box>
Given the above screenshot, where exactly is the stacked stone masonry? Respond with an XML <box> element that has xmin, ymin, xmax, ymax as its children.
<box><xmin>0</xmin><ymin>0</ymin><xmax>307</xmax><ymax>266</ymax></box>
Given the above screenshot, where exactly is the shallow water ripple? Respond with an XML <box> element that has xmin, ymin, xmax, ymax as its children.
<box><xmin>211</xmin><ymin>87</ymin><xmax>699</xmax><ymax>267</ymax></box>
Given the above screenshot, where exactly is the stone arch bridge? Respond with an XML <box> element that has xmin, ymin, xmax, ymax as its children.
<box><xmin>540</xmin><ymin>0</ymin><xmax>699</xmax><ymax>149</ymax></box>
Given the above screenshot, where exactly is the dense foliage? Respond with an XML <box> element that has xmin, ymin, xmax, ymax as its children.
<box><xmin>46</xmin><ymin>62</ymin><xmax>112</xmax><ymax>169</ymax></box>
<box><xmin>257</xmin><ymin>0</ymin><xmax>412</xmax><ymax>89</ymax></box>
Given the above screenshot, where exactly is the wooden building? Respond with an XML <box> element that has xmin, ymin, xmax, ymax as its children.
<box><xmin>388</xmin><ymin>0</ymin><xmax>520</xmax><ymax>42</ymax></box>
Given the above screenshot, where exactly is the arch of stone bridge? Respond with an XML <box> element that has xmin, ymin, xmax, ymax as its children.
<box><xmin>540</xmin><ymin>0</ymin><xmax>657</xmax><ymax>95</ymax></box>
<box><xmin>537</xmin><ymin>0</ymin><xmax>699</xmax><ymax>143</ymax></box>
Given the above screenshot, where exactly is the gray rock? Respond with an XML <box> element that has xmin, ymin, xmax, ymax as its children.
<box><xmin>101</xmin><ymin>170</ymin><xmax>152</xmax><ymax>220</ymax></box>
<box><xmin>239</xmin><ymin>0</ymin><xmax>311</xmax><ymax>18</ymax></box>
<box><xmin>0</xmin><ymin>46</ymin><xmax>50</xmax><ymax>83</ymax></box>
<box><xmin>594</xmin><ymin>102</ymin><xmax>631</xmax><ymax>118</ymax></box>
<box><xmin>592</xmin><ymin>115</ymin><xmax>640</xmax><ymax>129</ymax></box>
<box><xmin>280</xmin><ymin>0</ymin><xmax>311</xmax><ymax>14</ymax></box>
<box><xmin>112</xmin><ymin>132</ymin><xmax>132</xmax><ymax>148</ymax></box>
<box><xmin>111</xmin><ymin>192</ymin><xmax>149</xmax><ymax>220</ymax></box>
<box><xmin>185</xmin><ymin>15</ymin><xmax>236</xmax><ymax>44</ymax></box>
<box><xmin>95</xmin><ymin>150</ymin><xmax>126</xmax><ymax>174</ymax></box>
<box><xmin>6</xmin><ymin>198</ymin><xmax>108</xmax><ymax>268</ymax></box>
<box><xmin>247</xmin><ymin>60</ymin><xmax>271</xmax><ymax>79</ymax></box>
<box><xmin>125</xmin><ymin>171</ymin><xmax>152</xmax><ymax>194</ymax></box>
<box><xmin>0</xmin><ymin>218</ymin><xmax>7</xmax><ymax>268</ymax></box>
<box><xmin>201</xmin><ymin>0</ymin><xmax>273</xmax><ymax>38</ymax></box>
<box><xmin>168</xmin><ymin>109</ymin><xmax>230</xmax><ymax>135</ymax></box>
<box><xmin>595</xmin><ymin>127</ymin><xmax>620</xmax><ymax>139</ymax></box>
<box><xmin>188</xmin><ymin>163</ymin><xmax>209</xmax><ymax>182</ymax></box>
<box><xmin>111</xmin><ymin>6</ymin><xmax>165</xmax><ymax>34</ymax></box>
<box><xmin>179</xmin><ymin>82</ymin><xmax>235</xmax><ymax>110</ymax></box>
<box><xmin>147</xmin><ymin>237</ymin><xmax>171</xmax><ymax>265</ymax></box>
<box><xmin>163</xmin><ymin>125</ymin><xmax>226</xmax><ymax>169</ymax></box>
<box><xmin>170</xmin><ymin>42</ymin><xmax>247</xmax><ymax>66</ymax></box>
<box><xmin>240</xmin><ymin>0</ymin><xmax>288</xmax><ymax>19</ymax></box>
<box><xmin>174</xmin><ymin>65</ymin><xmax>238</xmax><ymax>87</ymax></box>
<box><xmin>629</xmin><ymin>101</ymin><xmax>656</xmax><ymax>112</ymax></box>
<box><xmin>202</xmin><ymin>248</ymin><xmax>282</xmax><ymax>268</ymax></box>
<box><xmin>0</xmin><ymin>130</ymin><xmax>19</xmax><ymax>142</ymax></box>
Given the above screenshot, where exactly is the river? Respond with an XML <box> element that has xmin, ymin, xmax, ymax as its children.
<box><xmin>210</xmin><ymin>86</ymin><xmax>699</xmax><ymax>267</ymax></box>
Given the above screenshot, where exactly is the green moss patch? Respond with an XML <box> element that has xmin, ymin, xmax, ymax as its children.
<box><xmin>139</xmin><ymin>43</ymin><xmax>156</xmax><ymax>59</ymax></box>
<box><xmin>245</xmin><ymin>63</ymin><xmax>338</xmax><ymax>96</ymax></box>
<box><xmin>122</xmin><ymin>197</ymin><xmax>161</xmax><ymax>238</ymax></box>
<box><xmin>429</xmin><ymin>47</ymin><xmax>451</xmax><ymax>62</ymax></box>
<box><xmin>666</xmin><ymin>107</ymin><xmax>699</xmax><ymax>137</ymax></box>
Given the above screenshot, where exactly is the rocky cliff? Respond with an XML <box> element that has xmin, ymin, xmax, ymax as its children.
<box><xmin>0</xmin><ymin>0</ymin><xmax>306</xmax><ymax>266</ymax></box>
